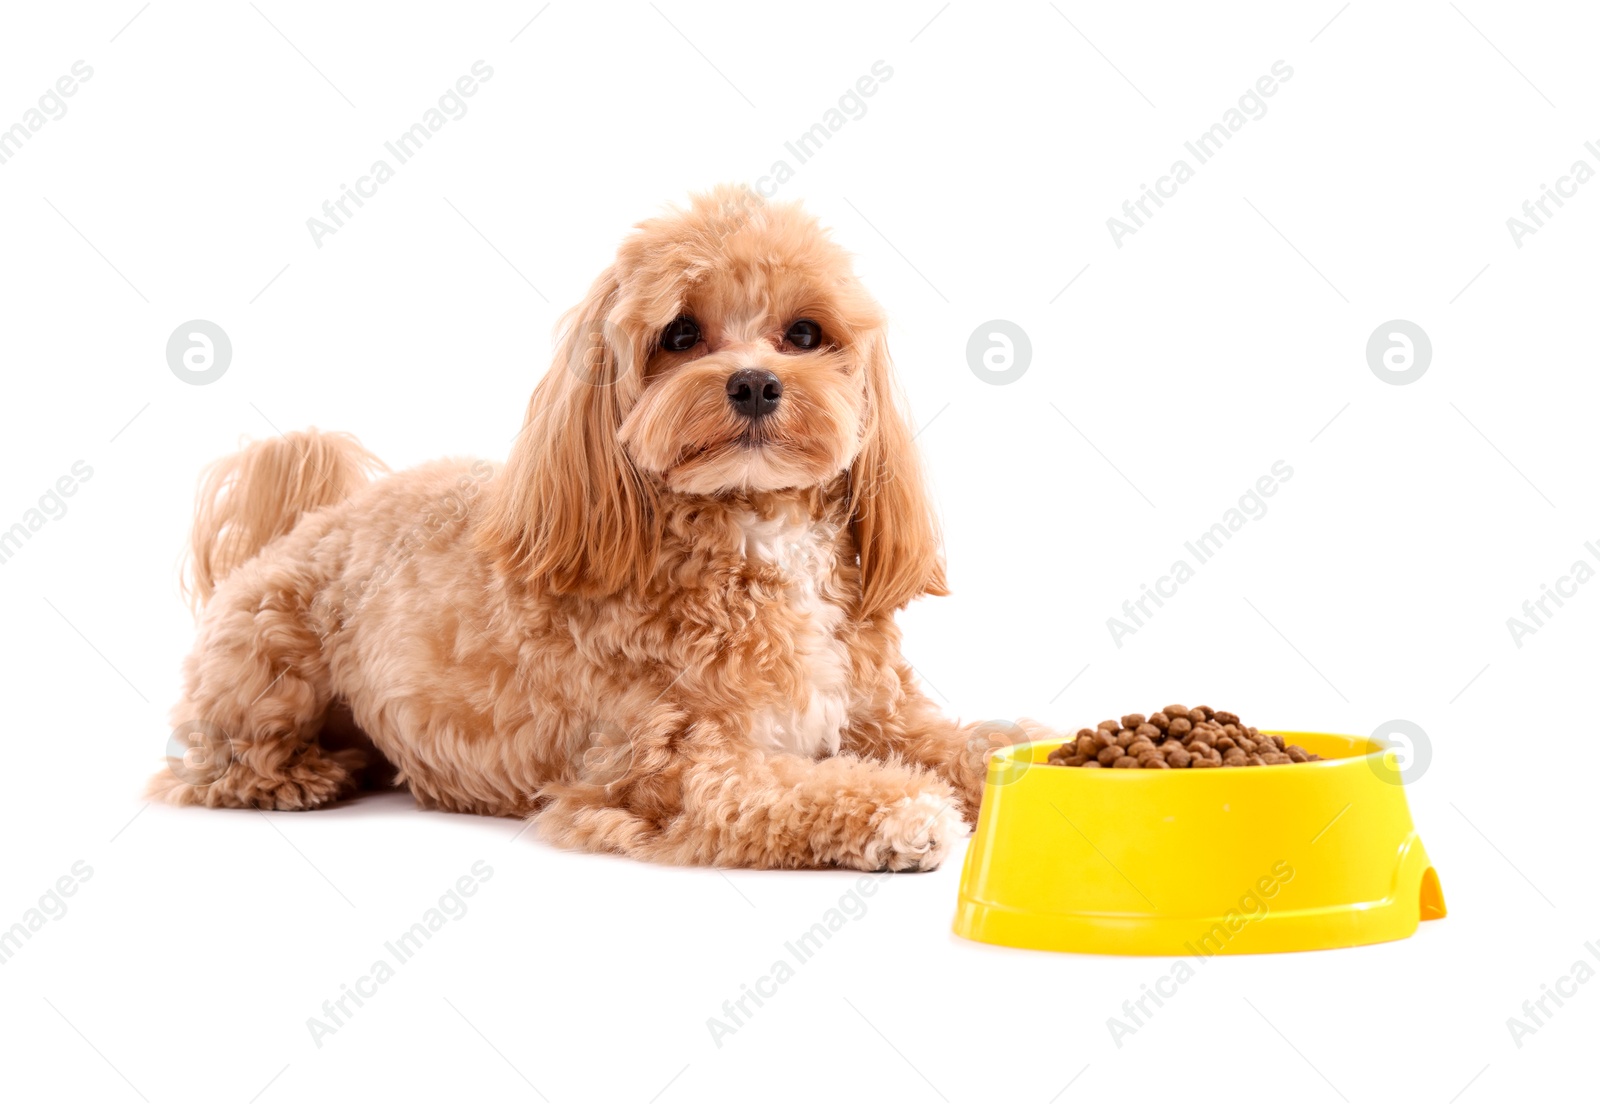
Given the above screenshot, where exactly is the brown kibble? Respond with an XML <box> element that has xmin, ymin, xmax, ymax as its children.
<box><xmin>1056</xmin><ymin>709</ymin><xmax>1324</xmax><ymax>770</ymax></box>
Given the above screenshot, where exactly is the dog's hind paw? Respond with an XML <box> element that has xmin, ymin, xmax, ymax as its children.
<box><xmin>145</xmin><ymin>748</ymin><xmax>359</xmax><ymax>811</ymax></box>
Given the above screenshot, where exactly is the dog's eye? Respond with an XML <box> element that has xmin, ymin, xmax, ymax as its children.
<box><xmin>785</xmin><ymin>319</ymin><xmax>822</xmax><ymax>350</ymax></box>
<box><xmin>660</xmin><ymin>316</ymin><xmax>701</xmax><ymax>353</ymax></box>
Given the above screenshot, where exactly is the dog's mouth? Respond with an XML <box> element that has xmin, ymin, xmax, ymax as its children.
<box><xmin>659</xmin><ymin>427</ymin><xmax>797</xmax><ymax>493</ymax></box>
<box><xmin>678</xmin><ymin>424</ymin><xmax>779</xmax><ymax>464</ymax></box>
<box><xmin>735</xmin><ymin>423</ymin><xmax>773</xmax><ymax>450</ymax></box>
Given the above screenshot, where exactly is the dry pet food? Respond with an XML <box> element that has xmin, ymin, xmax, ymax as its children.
<box><xmin>1045</xmin><ymin>705</ymin><xmax>1324</xmax><ymax>769</ymax></box>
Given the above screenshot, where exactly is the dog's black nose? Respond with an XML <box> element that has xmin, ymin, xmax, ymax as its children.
<box><xmin>726</xmin><ymin>369</ymin><xmax>782</xmax><ymax>418</ymax></box>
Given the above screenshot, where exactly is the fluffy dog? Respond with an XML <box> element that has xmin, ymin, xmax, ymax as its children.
<box><xmin>151</xmin><ymin>187</ymin><xmax>1050</xmax><ymax>870</ymax></box>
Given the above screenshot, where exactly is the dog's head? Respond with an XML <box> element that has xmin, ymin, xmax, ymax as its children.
<box><xmin>482</xmin><ymin>186</ymin><xmax>945</xmax><ymax>616</ymax></box>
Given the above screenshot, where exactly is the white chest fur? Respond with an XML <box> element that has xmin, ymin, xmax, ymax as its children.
<box><xmin>734</xmin><ymin>510</ymin><xmax>852</xmax><ymax>759</ymax></box>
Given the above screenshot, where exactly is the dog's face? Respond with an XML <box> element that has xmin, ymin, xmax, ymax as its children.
<box><xmin>610</xmin><ymin>195</ymin><xmax>883</xmax><ymax>496</ymax></box>
<box><xmin>484</xmin><ymin>187</ymin><xmax>946</xmax><ymax>614</ymax></box>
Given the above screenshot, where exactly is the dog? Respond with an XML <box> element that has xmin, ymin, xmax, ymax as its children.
<box><xmin>151</xmin><ymin>186</ymin><xmax>1052</xmax><ymax>871</ymax></box>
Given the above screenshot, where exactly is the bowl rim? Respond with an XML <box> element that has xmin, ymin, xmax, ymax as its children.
<box><xmin>993</xmin><ymin>731</ymin><xmax>1391</xmax><ymax>776</ymax></box>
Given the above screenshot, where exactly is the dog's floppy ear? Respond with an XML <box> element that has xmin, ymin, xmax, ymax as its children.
<box><xmin>478</xmin><ymin>266</ymin><xmax>658</xmax><ymax>596</ymax></box>
<box><xmin>848</xmin><ymin>333</ymin><xmax>948</xmax><ymax>618</ymax></box>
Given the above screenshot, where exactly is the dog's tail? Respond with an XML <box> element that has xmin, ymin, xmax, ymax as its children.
<box><xmin>183</xmin><ymin>429</ymin><xmax>387</xmax><ymax>610</ymax></box>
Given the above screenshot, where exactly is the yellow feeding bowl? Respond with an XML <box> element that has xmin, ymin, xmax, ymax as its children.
<box><xmin>953</xmin><ymin>732</ymin><xmax>1445</xmax><ymax>955</ymax></box>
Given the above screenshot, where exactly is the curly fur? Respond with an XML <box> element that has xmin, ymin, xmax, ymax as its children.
<box><xmin>150</xmin><ymin>187</ymin><xmax>1053</xmax><ymax>871</ymax></box>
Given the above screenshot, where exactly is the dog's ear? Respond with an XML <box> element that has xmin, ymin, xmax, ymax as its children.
<box><xmin>478</xmin><ymin>266</ymin><xmax>658</xmax><ymax>595</ymax></box>
<box><xmin>848</xmin><ymin>333</ymin><xmax>948</xmax><ymax>618</ymax></box>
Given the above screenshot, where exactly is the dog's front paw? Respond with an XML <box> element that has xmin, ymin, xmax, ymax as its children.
<box><xmin>950</xmin><ymin>718</ymin><xmax>1058</xmax><ymax>821</ymax></box>
<box><xmin>863</xmin><ymin>793</ymin><xmax>967</xmax><ymax>872</ymax></box>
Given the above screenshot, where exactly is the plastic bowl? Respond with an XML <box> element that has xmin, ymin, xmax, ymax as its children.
<box><xmin>952</xmin><ymin>732</ymin><xmax>1445</xmax><ymax>955</ymax></box>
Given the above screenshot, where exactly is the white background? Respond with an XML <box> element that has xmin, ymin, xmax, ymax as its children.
<box><xmin>0</xmin><ymin>1</ymin><xmax>1594</xmax><ymax>1102</ymax></box>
